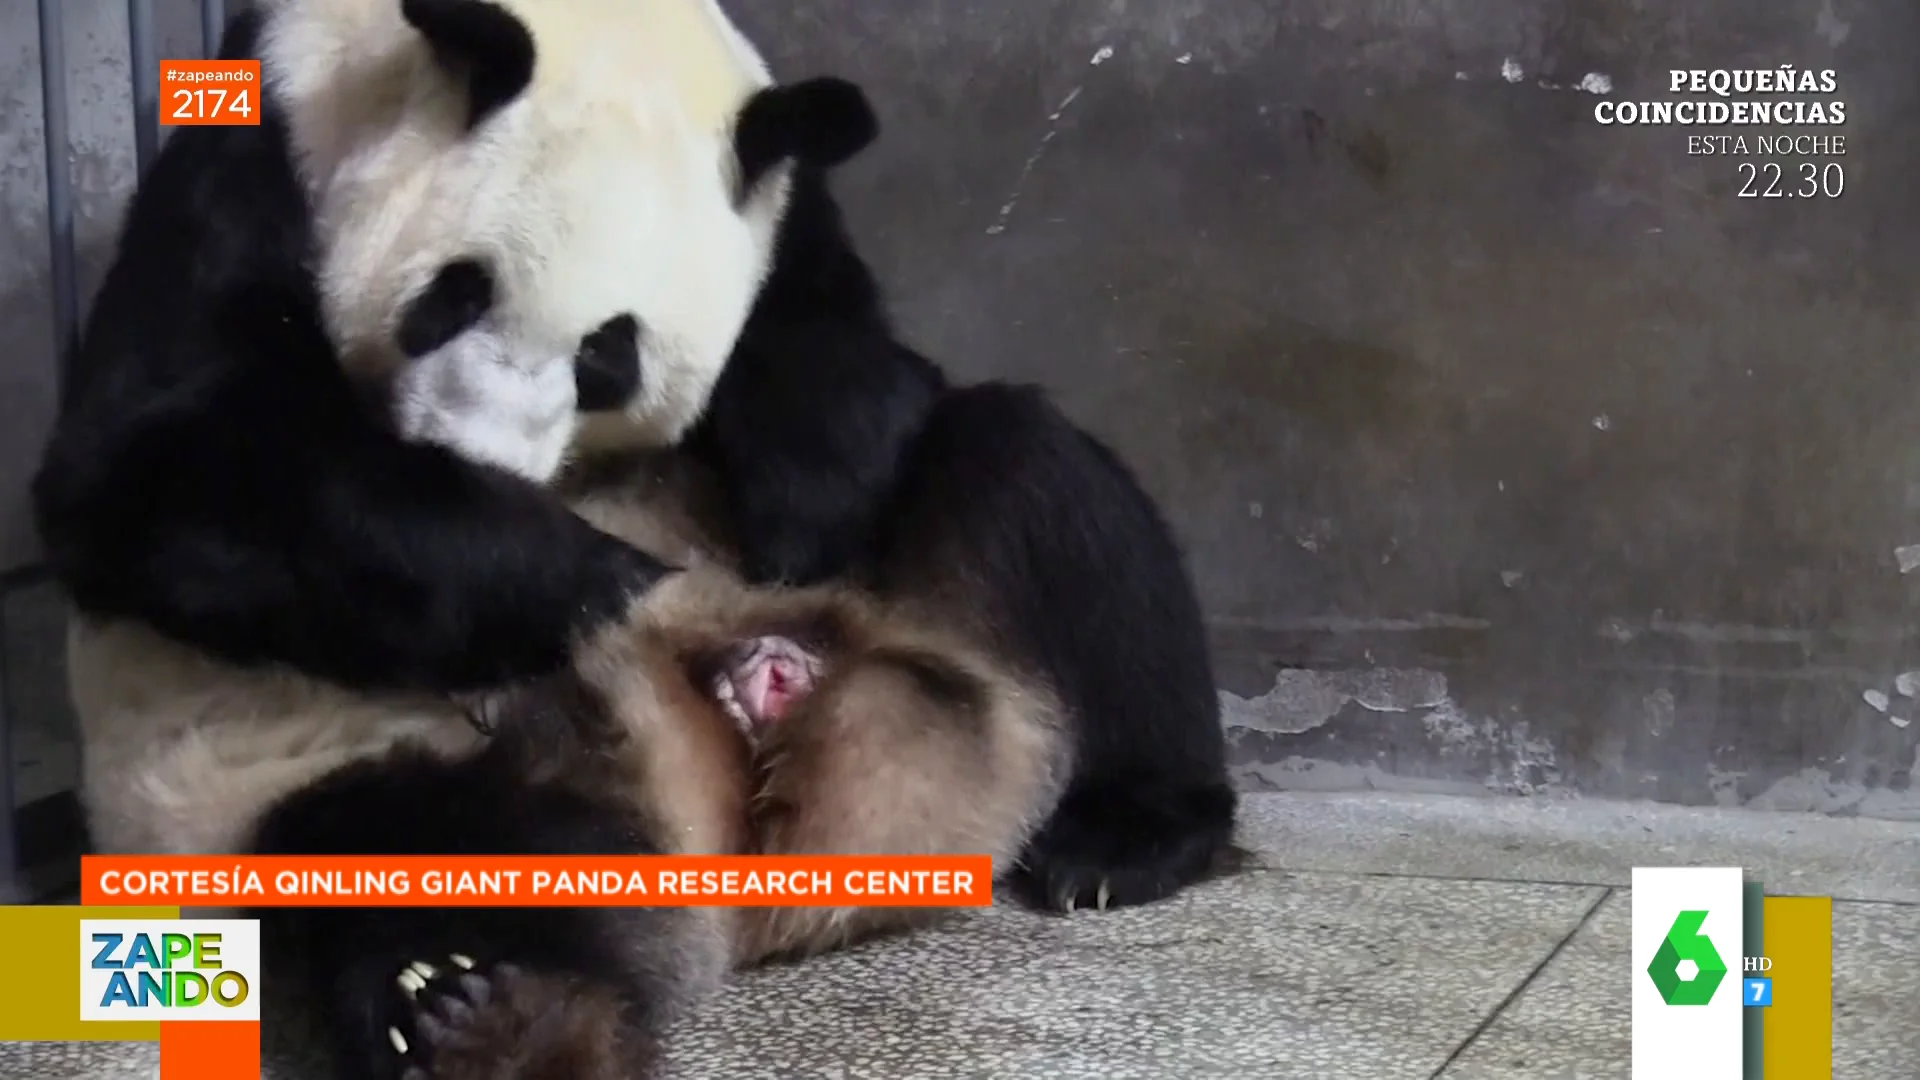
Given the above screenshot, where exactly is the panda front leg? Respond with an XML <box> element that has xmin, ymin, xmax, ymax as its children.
<box><xmin>300</xmin><ymin>913</ymin><xmax>662</xmax><ymax>1080</ymax></box>
<box><xmin>380</xmin><ymin>953</ymin><xmax>648</xmax><ymax>1080</ymax></box>
<box><xmin>250</xmin><ymin>737</ymin><xmax>701</xmax><ymax>1080</ymax></box>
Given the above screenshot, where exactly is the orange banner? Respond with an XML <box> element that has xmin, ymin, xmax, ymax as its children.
<box><xmin>158</xmin><ymin>60</ymin><xmax>262</xmax><ymax>127</ymax></box>
<box><xmin>81</xmin><ymin>855</ymin><xmax>993</xmax><ymax>908</ymax></box>
<box><xmin>162</xmin><ymin>1020</ymin><xmax>259</xmax><ymax>1080</ymax></box>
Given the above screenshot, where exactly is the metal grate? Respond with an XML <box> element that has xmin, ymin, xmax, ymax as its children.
<box><xmin>11</xmin><ymin>0</ymin><xmax>234</xmax><ymax>895</ymax></box>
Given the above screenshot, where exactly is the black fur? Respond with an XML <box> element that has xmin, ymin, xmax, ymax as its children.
<box><xmin>249</xmin><ymin>675</ymin><xmax>682</xmax><ymax>1080</ymax></box>
<box><xmin>396</xmin><ymin>258</ymin><xmax>496</xmax><ymax>358</ymax></box>
<box><xmin>29</xmin><ymin>9</ymin><xmax>670</xmax><ymax>696</ymax></box>
<box><xmin>400</xmin><ymin>0</ymin><xmax>538</xmax><ymax>129</ymax></box>
<box><xmin>573</xmin><ymin>313</ymin><xmax>644</xmax><ymax>413</ymax></box>
<box><xmin>688</xmin><ymin>147</ymin><xmax>1238</xmax><ymax>910</ymax></box>
<box><xmin>688</xmin><ymin>170</ymin><xmax>942</xmax><ymax>587</ymax></box>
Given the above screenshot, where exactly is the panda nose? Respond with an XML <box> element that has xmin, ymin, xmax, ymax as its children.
<box><xmin>573</xmin><ymin>313</ymin><xmax>643</xmax><ymax>412</ymax></box>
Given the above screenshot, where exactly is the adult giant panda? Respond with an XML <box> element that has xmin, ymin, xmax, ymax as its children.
<box><xmin>374</xmin><ymin>21</ymin><xmax>1245</xmax><ymax>915</ymax></box>
<box><xmin>34</xmin><ymin>0</ymin><xmax>788</xmax><ymax>737</ymax></box>
<box><xmin>39</xmin><ymin>0</ymin><xmax>791</xmax><ymax>858</ymax></box>
<box><xmin>43</xmin><ymin>0</ymin><xmax>1235</xmax><ymax>1067</ymax></box>
<box><xmin>37</xmin><ymin>3</ymin><xmax>1070</xmax><ymax>1078</ymax></box>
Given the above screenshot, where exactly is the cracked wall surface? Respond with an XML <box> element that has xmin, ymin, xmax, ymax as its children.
<box><xmin>3</xmin><ymin>0</ymin><xmax>1916</xmax><ymax>819</ymax></box>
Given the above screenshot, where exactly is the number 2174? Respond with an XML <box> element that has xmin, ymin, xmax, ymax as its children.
<box><xmin>166</xmin><ymin>87</ymin><xmax>255</xmax><ymax>127</ymax></box>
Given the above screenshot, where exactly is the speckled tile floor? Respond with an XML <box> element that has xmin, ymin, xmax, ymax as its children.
<box><xmin>2</xmin><ymin>791</ymin><xmax>1916</xmax><ymax>1079</ymax></box>
<box><xmin>658</xmin><ymin>873</ymin><xmax>1608</xmax><ymax>1079</ymax></box>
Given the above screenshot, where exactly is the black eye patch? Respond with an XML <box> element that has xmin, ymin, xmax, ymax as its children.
<box><xmin>395</xmin><ymin>258</ymin><xmax>495</xmax><ymax>357</ymax></box>
<box><xmin>573</xmin><ymin>313</ymin><xmax>642</xmax><ymax>413</ymax></box>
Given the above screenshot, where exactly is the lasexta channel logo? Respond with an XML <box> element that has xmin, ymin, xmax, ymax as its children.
<box><xmin>1646</xmin><ymin>909</ymin><xmax>1729</xmax><ymax>1005</ymax></box>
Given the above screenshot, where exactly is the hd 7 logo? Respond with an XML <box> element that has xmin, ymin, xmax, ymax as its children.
<box><xmin>1646</xmin><ymin>910</ymin><xmax>1729</xmax><ymax>1005</ymax></box>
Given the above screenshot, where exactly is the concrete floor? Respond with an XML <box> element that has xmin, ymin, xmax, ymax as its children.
<box><xmin>3</xmin><ymin>790</ymin><xmax>1914</xmax><ymax>1079</ymax></box>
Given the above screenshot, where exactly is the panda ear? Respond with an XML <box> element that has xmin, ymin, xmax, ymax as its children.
<box><xmin>400</xmin><ymin>0</ymin><xmax>536</xmax><ymax>129</ymax></box>
<box><xmin>732</xmin><ymin>76</ymin><xmax>880</xmax><ymax>199</ymax></box>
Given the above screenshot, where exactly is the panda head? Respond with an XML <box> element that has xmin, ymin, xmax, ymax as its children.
<box><xmin>256</xmin><ymin>0</ymin><xmax>875</xmax><ymax>481</ymax></box>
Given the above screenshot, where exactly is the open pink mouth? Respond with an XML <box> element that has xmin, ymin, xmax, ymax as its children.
<box><xmin>711</xmin><ymin>636</ymin><xmax>822</xmax><ymax>733</ymax></box>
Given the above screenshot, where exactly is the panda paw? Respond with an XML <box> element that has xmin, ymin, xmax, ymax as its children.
<box><xmin>380</xmin><ymin>953</ymin><xmax>642</xmax><ymax>1080</ymax></box>
<box><xmin>1012</xmin><ymin>781</ymin><xmax>1240</xmax><ymax>914</ymax></box>
<box><xmin>384</xmin><ymin>953</ymin><xmax>504</xmax><ymax>1080</ymax></box>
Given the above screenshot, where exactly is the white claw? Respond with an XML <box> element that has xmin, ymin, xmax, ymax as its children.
<box><xmin>410</xmin><ymin>961</ymin><xmax>438</xmax><ymax>981</ymax></box>
<box><xmin>1096</xmin><ymin>881</ymin><xmax>1111</xmax><ymax>911</ymax></box>
<box><xmin>449</xmin><ymin>953</ymin><xmax>475</xmax><ymax>970</ymax></box>
<box><xmin>396</xmin><ymin>970</ymin><xmax>423</xmax><ymax>997</ymax></box>
<box><xmin>1063</xmin><ymin>895</ymin><xmax>1076</xmax><ymax>914</ymax></box>
<box><xmin>388</xmin><ymin>1027</ymin><xmax>409</xmax><ymax>1054</ymax></box>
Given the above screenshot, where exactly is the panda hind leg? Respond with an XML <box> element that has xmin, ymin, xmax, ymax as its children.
<box><xmin>876</xmin><ymin>382</ymin><xmax>1245</xmax><ymax>914</ymax></box>
<box><xmin>732</xmin><ymin>621</ymin><xmax>1068</xmax><ymax>965</ymax></box>
<box><xmin>639</xmin><ymin>574</ymin><xmax>1066</xmax><ymax>961</ymax></box>
<box><xmin>381</xmin><ymin>953</ymin><xmax>651</xmax><ymax>1080</ymax></box>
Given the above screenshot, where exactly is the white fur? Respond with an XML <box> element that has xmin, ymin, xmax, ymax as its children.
<box><xmin>259</xmin><ymin>0</ymin><xmax>790</xmax><ymax>480</ymax></box>
<box><xmin>69</xmin><ymin>616</ymin><xmax>482</xmax><ymax>856</ymax></box>
<box><xmin>71</xmin><ymin>0</ymin><xmax>785</xmax><ymax>856</ymax></box>
<box><xmin>389</xmin><ymin>330</ymin><xmax>580</xmax><ymax>481</ymax></box>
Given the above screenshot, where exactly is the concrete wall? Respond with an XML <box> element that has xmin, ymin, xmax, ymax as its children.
<box><xmin>3</xmin><ymin>0</ymin><xmax>216</xmax><ymax>860</ymax></box>
<box><xmin>3</xmin><ymin>0</ymin><xmax>1915</xmax><ymax>823</ymax></box>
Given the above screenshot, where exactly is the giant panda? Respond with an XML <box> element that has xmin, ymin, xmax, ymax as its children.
<box><xmin>38</xmin><ymin>0</ymin><xmax>790</xmax><ymax>858</ymax></box>
<box><xmin>374</xmin><ymin>16</ymin><xmax>1245</xmax><ymax>915</ymax></box>
<box><xmin>35</xmin><ymin>2</ymin><xmax>1071</xmax><ymax>1079</ymax></box>
<box><xmin>46</xmin><ymin>0</ymin><xmax>1237</xmax><ymax>921</ymax></box>
<box><xmin>32</xmin><ymin>0</ymin><xmax>786</xmax><ymax>727</ymax></box>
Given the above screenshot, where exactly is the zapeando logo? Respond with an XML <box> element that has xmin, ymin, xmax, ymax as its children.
<box><xmin>1646</xmin><ymin>909</ymin><xmax>1729</xmax><ymax>1005</ymax></box>
<box><xmin>78</xmin><ymin>918</ymin><xmax>261</xmax><ymax>1023</ymax></box>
